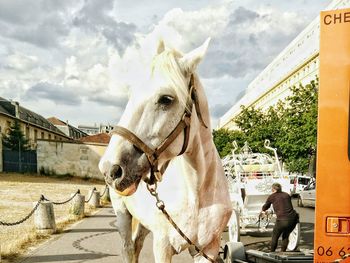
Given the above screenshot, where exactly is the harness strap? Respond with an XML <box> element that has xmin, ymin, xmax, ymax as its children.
<box><xmin>191</xmin><ymin>88</ymin><xmax>208</xmax><ymax>129</ymax></box>
<box><xmin>189</xmin><ymin>75</ymin><xmax>208</xmax><ymax>129</ymax></box>
<box><xmin>178</xmin><ymin>120</ymin><xmax>190</xmax><ymax>155</ymax></box>
<box><xmin>154</xmin><ymin>114</ymin><xmax>190</xmax><ymax>158</ymax></box>
<box><xmin>112</xmin><ymin>126</ymin><xmax>156</xmax><ymax>164</ymax></box>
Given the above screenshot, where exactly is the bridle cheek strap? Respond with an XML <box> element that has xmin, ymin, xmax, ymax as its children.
<box><xmin>111</xmin><ymin>126</ymin><xmax>156</xmax><ymax>163</ymax></box>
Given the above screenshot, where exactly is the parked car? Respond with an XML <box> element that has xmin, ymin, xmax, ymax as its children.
<box><xmin>297</xmin><ymin>179</ymin><xmax>316</xmax><ymax>208</ymax></box>
<box><xmin>289</xmin><ymin>174</ymin><xmax>313</xmax><ymax>196</ymax></box>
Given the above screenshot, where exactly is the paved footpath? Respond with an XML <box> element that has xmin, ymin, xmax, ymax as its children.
<box><xmin>16</xmin><ymin>206</ymin><xmax>192</xmax><ymax>263</ymax></box>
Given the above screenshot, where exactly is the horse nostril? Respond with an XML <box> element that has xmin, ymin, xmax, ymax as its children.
<box><xmin>110</xmin><ymin>165</ymin><xmax>123</xmax><ymax>180</ymax></box>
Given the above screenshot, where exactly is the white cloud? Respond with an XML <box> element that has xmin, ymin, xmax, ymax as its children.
<box><xmin>25</xmin><ymin>82</ymin><xmax>81</xmax><ymax>106</ymax></box>
<box><xmin>5</xmin><ymin>52</ymin><xmax>38</xmax><ymax>71</ymax></box>
<box><xmin>0</xmin><ymin>0</ymin><xmax>327</xmax><ymax>127</ymax></box>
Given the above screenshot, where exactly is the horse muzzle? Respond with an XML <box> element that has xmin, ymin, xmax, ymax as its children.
<box><xmin>105</xmin><ymin>164</ymin><xmax>141</xmax><ymax>196</ymax></box>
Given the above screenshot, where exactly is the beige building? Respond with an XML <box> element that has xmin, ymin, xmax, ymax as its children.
<box><xmin>47</xmin><ymin>117</ymin><xmax>88</xmax><ymax>140</ymax></box>
<box><xmin>218</xmin><ymin>0</ymin><xmax>350</xmax><ymax>130</ymax></box>
<box><xmin>0</xmin><ymin>98</ymin><xmax>71</xmax><ymax>149</ymax></box>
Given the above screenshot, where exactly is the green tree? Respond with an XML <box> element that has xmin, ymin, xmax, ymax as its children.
<box><xmin>2</xmin><ymin>120</ymin><xmax>30</xmax><ymax>151</ymax></box>
<box><xmin>212</xmin><ymin>128</ymin><xmax>245</xmax><ymax>157</ymax></box>
<box><xmin>264</xmin><ymin>103</ymin><xmax>286</xmax><ymax>156</ymax></box>
<box><xmin>215</xmin><ymin>79</ymin><xmax>318</xmax><ymax>175</ymax></box>
<box><xmin>279</xmin><ymin>80</ymin><xmax>318</xmax><ymax>174</ymax></box>
<box><xmin>234</xmin><ymin>105</ymin><xmax>285</xmax><ymax>155</ymax></box>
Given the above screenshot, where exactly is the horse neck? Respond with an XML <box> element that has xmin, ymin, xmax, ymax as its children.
<box><xmin>184</xmin><ymin>125</ymin><xmax>218</xmax><ymax>178</ymax></box>
<box><xmin>181</xmin><ymin>76</ymin><xmax>221</xmax><ymax>192</ymax></box>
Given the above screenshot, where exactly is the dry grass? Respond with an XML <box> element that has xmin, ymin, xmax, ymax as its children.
<box><xmin>0</xmin><ymin>172</ymin><xmax>106</xmax><ymax>261</ymax></box>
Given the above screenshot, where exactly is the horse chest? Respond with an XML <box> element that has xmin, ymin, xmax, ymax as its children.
<box><xmin>124</xmin><ymin>176</ymin><xmax>194</xmax><ymax>222</ymax></box>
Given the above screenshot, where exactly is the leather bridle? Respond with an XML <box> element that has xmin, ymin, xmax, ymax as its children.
<box><xmin>110</xmin><ymin>74</ymin><xmax>208</xmax><ymax>185</ymax></box>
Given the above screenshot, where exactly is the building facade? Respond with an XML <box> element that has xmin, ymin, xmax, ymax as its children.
<box><xmin>47</xmin><ymin>117</ymin><xmax>88</xmax><ymax>140</ymax></box>
<box><xmin>78</xmin><ymin>124</ymin><xmax>115</xmax><ymax>135</ymax></box>
<box><xmin>218</xmin><ymin>0</ymin><xmax>350</xmax><ymax>130</ymax></box>
<box><xmin>0</xmin><ymin>98</ymin><xmax>71</xmax><ymax>149</ymax></box>
<box><xmin>77</xmin><ymin>124</ymin><xmax>100</xmax><ymax>135</ymax></box>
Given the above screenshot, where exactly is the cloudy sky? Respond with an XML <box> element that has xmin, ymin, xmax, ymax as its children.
<box><xmin>0</xmin><ymin>0</ymin><xmax>330</xmax><ymax>128</ymax></box>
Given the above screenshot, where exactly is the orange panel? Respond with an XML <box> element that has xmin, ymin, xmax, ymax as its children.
<box><xmin>315</xmin><ymin>8</ymin><xmax>350</xmax><ymax>263</ymax></box>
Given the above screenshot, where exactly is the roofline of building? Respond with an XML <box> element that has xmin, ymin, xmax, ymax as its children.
<box><xmin>218</xmin><ymin>0</ymin><xmax>350</xmax><ymax>129</ymax></box>
<box><xmin>0</xmin><ymin>112</ymin><xmax>72</xmax><ymax>140</ymax></box>
<box><xmin>218</xmin><ymin>52</ymin><xmax>320</xmax><ymax>129</ymax></box>
<box><xmin>47</xmin><ymin>117</ymin><xmax>89</xmax><ymax>136</ymax></box>
<box><xmin>251</xmin><ymin>52</ymin><xmax>319</xmax><ymax>107</ymax></box>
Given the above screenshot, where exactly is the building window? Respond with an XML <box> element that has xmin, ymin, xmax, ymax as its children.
<box><xmin>49</xmin><ymin>134</ymin><xmax>52</xmax><ymax>140</ymax></box>
<box><xmin>41</xmin><ymin>132</ymin><xmax>44</xmax><ymax>139</ymax></box>
<box><xmin>26</xmin><ymin>126</ymin><xmax>30</xmax><ymax>139</ymax></box>
<box><xmin>34</xmin><ymin>130</ymin><xmax>38</xmax><ymax>142</ymax></box>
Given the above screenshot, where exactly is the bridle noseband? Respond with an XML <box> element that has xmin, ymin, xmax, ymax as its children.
<box><xmin>110</xmin><ymin>74</ymin><xmax>208</xmax><ymax>185</ymax></box>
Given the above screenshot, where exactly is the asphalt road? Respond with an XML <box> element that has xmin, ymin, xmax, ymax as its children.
<box><xmin>15</xmin><ymin>206</ymin><xmax>193</xmax><ymax>263</ymax></box>
<box><xmin>15</xmin><ymin>199</ymin><xmax>314</xmax><ymax>263</ymax></box>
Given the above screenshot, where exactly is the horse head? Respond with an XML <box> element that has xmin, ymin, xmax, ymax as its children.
<box><xmin>99</xmin><ymin>38</ymin><xmax>211</xmax><ymax>196</ymax></box>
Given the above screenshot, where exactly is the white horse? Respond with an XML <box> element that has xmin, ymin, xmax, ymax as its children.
<box><xmin>99</xmin><ymin>38</ymin><xmax>232</xmax><ymax>263</ymax></box>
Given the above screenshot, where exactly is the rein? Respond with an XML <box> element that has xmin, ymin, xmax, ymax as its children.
<box><xmin>110</xmin><ymin>74</ymin><xmax>216</xmax><ymax>262</ymax></box>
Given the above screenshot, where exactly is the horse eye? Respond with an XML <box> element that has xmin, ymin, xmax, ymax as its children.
<box><xmin>158</xmin><ymin>95</ymin><xmax>174</xmax><ymax>106</ymax></box>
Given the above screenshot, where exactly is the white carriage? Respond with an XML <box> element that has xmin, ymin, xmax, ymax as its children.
<box><xmin>222</xmin><ymin>140</ymin><xmax>300</xmax><ymax>255</ymax></box>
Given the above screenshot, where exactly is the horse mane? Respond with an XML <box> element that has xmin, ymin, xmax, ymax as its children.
<box><xmin>150</xmin><ymin>49</ymin><xmax>189</xmax><ymax>110</ymax></box>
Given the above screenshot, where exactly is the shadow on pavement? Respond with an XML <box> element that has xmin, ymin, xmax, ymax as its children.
<box><xmin>65</xmin><ymin>228</ymin><xmax>117</xmax><ymax>233</ymax></box>
<box><xmin>86</xmin><ymin>215</ymin><xmax>116</xmax><ymax>218</ymax></box>
<box><xmin>19</xmin><ymin>253</ymin><xmax>119</xmax><ymax>262</ymax></box>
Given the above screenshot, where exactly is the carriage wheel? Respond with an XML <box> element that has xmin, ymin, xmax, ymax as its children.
<box><xmin>228</xmin><ymin>209</ymin><xmax>240</xmax><ymax>242</ymax></box>
<box><xmin>224</xmin><ymin>242</ymin><xmax>246</xmax><ymax>263</ymax></box>
<box><xmin>297</xmin><ymin>196</ymin><xmax>304</xmax><ymax>207</ymax></box>
<box><xmin>287</xmin><ymin>222</ymin><xmax>300</xmax><ymax>251</ymax></box>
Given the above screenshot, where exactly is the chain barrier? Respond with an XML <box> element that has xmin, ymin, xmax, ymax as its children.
<box><xmin>99</xmin><ymin>185</ymin><xmax>108</xmax><ymax>198</ymax></box>
<box><xmin>0</xmin><ymin>195</ymin><xmax>44</xmax><ymax>226</ymax></box>
<box><xmin>85</xmin><ymin>187</ymin><xmax>97</xmax><ymax>203</ymax></box>
<box><xmin>0</xmin><ymin>185</ymin><xmax>107</xmax><ymax>227</ymax></box>
<box><xmin>43</xmin><ymin>190</ymin><xmax>80</xmax><ymax>205</ymax></box>
<box><xmin>146</xmin><ymin>183</ymin><xmax>216</xmax><ymax>263</ymax></box>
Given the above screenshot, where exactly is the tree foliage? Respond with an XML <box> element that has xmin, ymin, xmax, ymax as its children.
<box><xmin>279</xmin><ymin>80</ymin><xmax>318</xmax><ymax>173</ymax></box>
<box><xmin>2</xmin><ymin>120</ymin><xmax>30</xmax><ymax>151</ymax></box>
<box><xmin>213</xmin><ymin>80</ymin><xmax>318</xmax><ymax>174</ymax></box>
<box><xmin>212</xmin><ymin>128</ymin><xmax>245</xmax><ymax>158</ymax></box>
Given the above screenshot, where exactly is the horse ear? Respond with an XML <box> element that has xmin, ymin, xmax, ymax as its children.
<box><xmin>180</xmin><ymin>37</ymin><xmax>211</xmax><ymax>75</ymax></box>
<box><xmin>157</xmin><ymin>40</ymin><xmax>165</xmax><ymax>54</ymax></box>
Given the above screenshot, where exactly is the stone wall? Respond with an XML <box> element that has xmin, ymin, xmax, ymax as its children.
<box><xmin>37</xmin><ymin>139</ymin><xmax>106</xmax><ymax>180</ymax></box>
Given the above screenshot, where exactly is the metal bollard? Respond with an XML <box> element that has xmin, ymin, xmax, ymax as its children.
<box><xmin>69</xmin><ymin>193</ymin><xmax>85</xmax><ymax>219</ymax></box>
<box><xmin>34</xmin><ymin>201</ymin><xmax>56</xmax><ymax>234</ymax></box>
<box><xmin>87</xmin><ymin>190</ymin><xmax>100</xmax><ymax>208</ymax></box>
